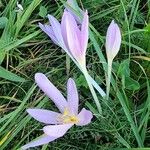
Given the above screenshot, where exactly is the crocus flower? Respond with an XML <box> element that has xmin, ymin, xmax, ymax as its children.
<box><xmin>22</xmin><ymin>73</ymin><xmax>93</xmax><ymax>149</ymax></box>
<box><xmin>105</xmin><ymin>20</ymin><xmax>121</xmax><ymax>100</ymax></box>
<box><xmin>39</xmin><ymin>10</ymin><xmax>88</xmax><ymax>67</ymax></box>
<box><xmin>105</xmin><ymin>20</ymin><xmax>121</xmax><ymax>61</ymax></box>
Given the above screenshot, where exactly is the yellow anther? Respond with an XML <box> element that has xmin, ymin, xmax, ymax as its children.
<box><xmin>57</xmin><ymin>108</ymin><xmax>79</xmax><ymax>124</ymax></box>
<box><xmin>63</xmin><ymin>116</ymin><xmax>79</xmax><ymax>124</ymax></box>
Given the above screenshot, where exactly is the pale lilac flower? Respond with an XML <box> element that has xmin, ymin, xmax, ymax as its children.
<box><xmin>105</xmin><ymin>20</ymin><xmax>121</xmax><ymax>100</ymax></box>
<box><xmin>105</xmin><ymin>20</ymin><xmax>121</xmax><ymax>61</ymax></box>
<box><xmin>21</xmin><ymin>73</ymin><xmax>93</xmax><ymax>149</ymax></box>
<box><xmin>39</xmin><ymin>10</ymin><xmax>89</xmax><ymax>67</ymax></box>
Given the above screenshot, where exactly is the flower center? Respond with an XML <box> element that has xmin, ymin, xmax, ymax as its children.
<box><xmin>58</xmin><ymin>108</ymin><xmax>79</xmax><ymax>124</ymax></box>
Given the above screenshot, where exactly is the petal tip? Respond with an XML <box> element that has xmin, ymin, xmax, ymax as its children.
<box><xmin>34</xmin><ymin>73</ymin><xmax>44</xmax><ymax>81</ymax></box>
<box><xmin>26</xmin><ymin>108</ymin><xmax>34</xmax><ymax>114</ymax></box>
<box><xmin>26</xmin><ymin>108</ymin><xmax>31</xmax><ymax>113</ymax></box>
<box><xmin>77</xmin><ymin>108</ymin><xmax>93</xmax><ymax>126</ymax></box>
<box><xmin>38</xmin><ymin>22</ymin><xmax>43</xmax><ymax>26</ymax></box>
<box><xmin>68</xmin><ymin>78</ymin><xmax>74</xmax><ymax>83</ymax></box>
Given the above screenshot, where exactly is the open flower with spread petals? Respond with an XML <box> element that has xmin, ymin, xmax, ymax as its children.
<box><xmin>21</xmin><ymin>73</ymin><xmax>93</xmax><ymax>150</ymax></box>
<box><xmin>39</xmin><ymin>10</ymin><xmax>88</xmax><ymax>67</ymax></box>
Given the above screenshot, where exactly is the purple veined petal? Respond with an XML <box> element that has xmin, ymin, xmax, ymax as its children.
<box><xmin>35</xmin><ymin>73</ymin><xmax>68</xmax><ymax>113</ymax></box>
<box><xmin>27</xmin><ymin>108</ymin><xmax>61</xmax><ymax>124</ymax></box>
<box><xmin>43</xmin><ymin>123</ymin><xmax>73</xmax><ymax>137</ymax></box>
<box><xmin>48</xmin><ymin>15</ymin><xmax>67</xmax><ymax>49</ymax></box>
<box><xmin>39</xmin><ymin>23</ymin><xmax>58</xmax><ymax>45</ymax></box>
<box><xmin>81</xmin><ymin>11</ymin><xmax>89</xmax><ymax>56</ymax></box>
<box><xmin>76</xmin><ymin>108</ymin><xmax>93</xmax><ymax>126</ymax></box>
<box><xmin>67</xmin><ymin>78</ymin><xmax>79</xmax><ymax>115</ymax></box>
<box><xmin>21</xmin><ymin>134</ymin><xmax>57</xmax><ymax>150</ymax></box>
<box><xmin>63</xmin><ymin>11</ymin><xmax>82</xmax><ymax>61</ymax></box>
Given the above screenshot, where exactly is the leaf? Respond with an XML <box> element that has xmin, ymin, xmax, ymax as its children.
<box><xmin>117</xmin><ymin>59</ymin><xmax>130</xmax><ymax>78</ymax></box>
<box><xmin>0</xmin><ymin>17</ymin><xmax>8</xmax><ymax>29</ymax></box>
<box><xmin>125</xmin><ymin>77</ymin><xmax>140</xmax><ymax>91</ymax></box>
<box><xmin>76</xmin><ymin>75</ymin><xmax>88</xmax><ymax>88</ymax></box>
<box><xmin>0</xmin><ymin>52</ymin><xmax>6</xmax><ymax>64</ymax></box>
<box><xmin>133</xmin><ymin>56</ymin><xmax>150</xmax><ymax>61</ymax></box>
<box><xmin>39</xmin><ymin>6</ymin><xmax>47</xmax><ymax>18</ymax></box>
<box><xmin>15</xmin><ymin>0</ymin><xmax>42</xmax><ymax>36</ymax></box>
<box><xmin>0</xmin><ymin>66</ymin><xmax>25</xmax><ymax>82</ymax></box>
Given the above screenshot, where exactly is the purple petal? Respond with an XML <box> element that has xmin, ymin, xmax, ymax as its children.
<box><xmin>76</xmin><ymin>108</ymin><xmax>93</xmax><ymax>126</ymax></box>
<box><xmin>27</xmin><ymin>108</ymin><xmax>61</xmax><ymax>124</ymax></box>
<box><xmin>35</xmin><ymin>73</ymin><xmax>68</xmax><ymax>113</ymax></box>
<box><xmin>106</xmin><ymin>20</ymin><xmax>115</xmax><ymax>49</ymax></box>
<box><xmin>63</xmin><ymin>11</ymin><xmax>82</xmax><ymax>61</ymax></box>
<box><xmin>67</xmin><ymin>78</ymin><xmax>79</xmax><ymax>115</ymax></box>
<box><xmin>43</xmin><ymin>124</ymin><xmax>73</xmax><ymax>137</ymax></box>
<box><xmin>81</xmin><ymin>11</ymin><xmax>89</xmax><ymax>56</ymax></box>
<box><xmin>39</xmin><ymin>23</ymin><xmax>58</xmax><ymax>45</ymax></box>
<box><xmin>48</xmin><ymin>15</ymin><xmax>66</xmax><ymax>49</ymax></box>
<box><xmin>61</xmin><ymin>11</ymin><xmax>69</xmax><ymax>51</ymax></box>
<box><xmin>21</xmin><ymin>134</ymin><xmax>57</xmax><ymax>150</ymax></box>
<box><xmin>106</xmin><ymin>20</ymin><xmax>121</xmax><ymax>60</ymax></box>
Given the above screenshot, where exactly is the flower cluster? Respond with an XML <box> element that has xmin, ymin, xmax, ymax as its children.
<box><xmin>22</xmin><ymin>0</ymin><xmax>121</xmax><ymax>149</ymax></box>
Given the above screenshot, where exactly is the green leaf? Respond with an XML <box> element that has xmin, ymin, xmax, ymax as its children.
<box><xmin>39</xmin><ymin>6</ymin><xmax>47</xmax><ymax>18</ymax></box>
<box><xmin>0</xmin><ymin>66</ymin><xmax>26</xmax><ymax>82</ymax></box>
<box><xmin>0</xmin><ymin>51</ymin><xmax>6</xmax><ymax>64</ymax></box>
<box><xmin>0</xmin><ymin>17</ymin><xmax>8</xmax><ymax>29</ymax></box>
<box><xmin>117</xmin><ymin>59</ymin><xmax>130</xmax><ymax>78</ymax></box>
<box><xmin>76</xmin><ymin>75</ymin><xmax>88</xmax><ymax>88</ymax></box>
<box><xmin>125</xmin><ymin>77</ymin><xmax>140</xmax><ymax>91</ymax></box>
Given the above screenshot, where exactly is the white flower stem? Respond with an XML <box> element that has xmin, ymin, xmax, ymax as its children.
<box><xmin>106</xmin><ymin>59</ymin><xmax>113</xmax><ymax>100</ymax></box>
<box><xmin>82</xmin><ymin>66</ymin><xmax>102</xmax><ymax>115</ymax></box>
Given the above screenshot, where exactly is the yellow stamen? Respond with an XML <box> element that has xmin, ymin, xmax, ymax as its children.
<box><xmin>57</xmin><ymin>108</ymin><xmax>79</xmax><ymax>124</ymax></box>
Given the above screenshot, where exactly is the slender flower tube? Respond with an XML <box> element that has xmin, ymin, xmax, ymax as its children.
<box><xmin>39</xmin><ymin>10</ymin><xmax>88</xmax><ymax>67</ymax></box>
<box><xmin>21</xmin><ymin>73</ymin><xmax>93</xmax><ymax>150</ymax></box>
<box><xmin>105</xmin><ymin>20</ymin><xmax>121</xmax><ymax>100</ymax></box>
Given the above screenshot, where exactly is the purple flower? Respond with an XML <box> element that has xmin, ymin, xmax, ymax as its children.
<box><xmin>22</xmin><ymin>73</ymin><xmax>93</xmax><ymax>149</ymax></box>
<box><xmin>105</xmin><ymin>20</ymin><xmax>121</xmax><ymax>61</ymax></box>
<box><xmin>39</xmin><ymin>10</ymin><xmax>89</xmax><ymax>67</ymax></box>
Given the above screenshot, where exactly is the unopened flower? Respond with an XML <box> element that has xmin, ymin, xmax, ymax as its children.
<box><xmin>39</xmin><ymin>10</ymin><xmax>89</xmax><ymax>67</ymax></box>
<box><xmin>105</xmin><ymin>20</ymin><xmax>121</xmax><ymax>61</ymax></box>
<box><xmin>21</xmin><ymin>73</ymin><xmax>93</xmax><ymax>149</ymax></box>
<box><xmin>105</xmin><ymin>20</ymin><xmax>121</xmax><ymax>100</ymax></box>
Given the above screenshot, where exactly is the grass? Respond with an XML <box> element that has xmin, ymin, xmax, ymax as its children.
<box><xmin>0</xmin><ymin>0</ymin><xmax>150</xmax><ymax>149</ymax></box>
